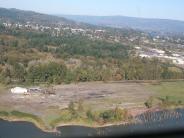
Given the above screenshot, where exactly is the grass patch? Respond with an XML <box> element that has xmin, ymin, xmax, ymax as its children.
<box><xmin>0</xmin><ymin>110</ymin><xmax>48</xmax><ymax>130</ymax></box>
<box><xmin>146</xmin><ymin>81</ymin><xmax>184</xmax><ymax>103</ymax></box>
<box><xmin>10</xmin><ymin>111</ymin><xmax>48</xmax><ymax>129</ymax></box>
<box><xmin>11</xmin><ymin>111</ymin><xmax>43</xmax><ymax>124</ymax></box>
<box><xmin>49</xmin><ymin>109</ymin><xmax>73</xmax><ymax>128</ymax></box>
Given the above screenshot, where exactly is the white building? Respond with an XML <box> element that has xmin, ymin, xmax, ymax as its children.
<box><xmin>11</xmin><ymin>87</ymin><xmax>28</xmax><ymax>94</ymax></box>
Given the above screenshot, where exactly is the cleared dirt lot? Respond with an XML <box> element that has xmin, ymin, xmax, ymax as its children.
<box><xmin>0</xmin><ymin>82</ymin><xmax>155</xmax><ymax>118</ymax></box>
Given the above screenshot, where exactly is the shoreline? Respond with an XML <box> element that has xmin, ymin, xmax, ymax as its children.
<box><xmin>1</xmin><ymin>107</ymin><xmax>183</xmax><ymax>134</ymax></box>
<box><xmin>0</xmin><ymin>117</ymin><xmax>133</xmax><ymax>133</ymax></box>
<box><xmin>0</xmin><ymin>117</ymin><xmax>58</xmax><ymax>133</ymax></box>
<box><xmin>0</xmin><ymin>107</ymin><xmax>159</xmax><ymax>133</ymax></box>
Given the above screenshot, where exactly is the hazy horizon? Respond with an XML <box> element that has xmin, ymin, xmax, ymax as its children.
<box><xmin>0</xmin><ymin>0</ymin><xmax>184</xmax><ymax>21</ymax></box>
<box><xmin>57</xmin><ymin>14</ymin><xmax>184</xmax><ymax>22</ymax></box>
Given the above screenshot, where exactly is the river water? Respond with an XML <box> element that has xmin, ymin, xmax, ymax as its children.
<box><xmin>0</xmin><ymin>109</ymin><xmax>184</xmax><ymax>138</ymax></box>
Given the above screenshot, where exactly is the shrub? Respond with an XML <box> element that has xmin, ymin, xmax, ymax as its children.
<box><xmin>77</xmin><ymin>99</ymin><xmax>84</xmax><ymax>112</ymax></box>
<box><xmin>145</xmin><ymin>97</ymin><xmax>153</xmax><ymax>108</ymax></box>
<box><xmin>114</xmin><ymin>107</ymin><xmax>126</xmax><ymax>121</ymax></box>
<box><xmin>99</xmin><ymin>110</ymin><xmax>114</xmax><ymax>122</ymax></box>
<box><xmin>64</xmin><ymin>70</ymin><xmax>76</xmax><ymax>84</ymax></box>
<box><xmin>0</xmin><ymin>111</ymin><xmax>9</xmax><ymax>117</ymax></box>
<box><xmin>86</xmin><ymin>109</ymin><xmax>95</xmax><ymax>121</ymax></box>
<box><xmin>68</xmin><ymin>101</ymin><xmax>78</xmax><ymax>119</ymax></box>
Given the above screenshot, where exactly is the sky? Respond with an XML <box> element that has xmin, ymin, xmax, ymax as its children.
<box><xmin>0</xmin><ymin>0</ymin><xmax>184</xmax><ymax>21</ymax></box>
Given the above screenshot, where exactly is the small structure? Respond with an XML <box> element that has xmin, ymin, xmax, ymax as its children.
<box><xmin>28</xmin><ymin>87</ymin><xmax>42</xmax><ymax>93</ymax></box>
<box><xmin>11</xmin><ymin>87</ymin><xmax>28</xmax><ymax>94</ymax></box>
<box><xmin>11</xmin><ymin>86</ymin><xmax>56</xmax><ymax>95</ymax></box>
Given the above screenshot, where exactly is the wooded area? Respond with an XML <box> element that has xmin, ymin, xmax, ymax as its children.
<box><xmin>0</xmin><ymin>24</ymin><xmax>184</xmax><ymax>85</ymax></box>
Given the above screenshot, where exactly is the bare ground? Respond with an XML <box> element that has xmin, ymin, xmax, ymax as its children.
<box><xmin>0</xmin><ymin>82</ymin><xmax>155</xmax><ymax>120</ymax></box>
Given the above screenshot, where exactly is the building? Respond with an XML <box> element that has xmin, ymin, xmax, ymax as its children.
<box><xmin>11</xmin><ymin>87</ymin><xmax>28</xmax><ymax>94</ymax></box>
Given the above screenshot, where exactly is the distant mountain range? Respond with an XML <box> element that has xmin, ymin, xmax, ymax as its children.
<box><xmin>1</xmin><ymin>7</ymin><xmax>184</xmax><ymax>35</ymax></box>
<box><xmin>59</xmin><ymin>15</ymin><xmax>184</xmax><ymax>34</ymax></box>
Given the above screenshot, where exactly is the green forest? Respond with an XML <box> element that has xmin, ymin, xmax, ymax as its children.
<box><xmin>0</xmin><ymin>24</ymin><xmax>184</xmax><ymax>85</ymax></box>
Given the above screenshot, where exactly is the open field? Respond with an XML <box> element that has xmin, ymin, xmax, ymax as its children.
<box><xmin>0</xmin><ymin>81</ymin><xmax>183</xmax><ymax>129</ymax></box>
<box><xmin>0</xmin><ymin>82</ymin><xmax>154</xmax><ymax>111</ymax></box>
<box><xmin>146</xmin><ymin>81</ymin><xmax>184</xmax><ymax>102</ymax></box>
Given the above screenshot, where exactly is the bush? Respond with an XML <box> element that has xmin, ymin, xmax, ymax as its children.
<box><xmin>145</xmin><ymin>97</ymin><xmax>153</xmax><ymax>108</ymax></box>
<box><xmin>68</xmin><ymin>101</ymin><xmax>75</xmax><ymax>113</ymax></box>
<box><xmin>68</xmin><ymin>101</ymin><xmax>78</xmax><ymax>119</ymax></box>
<box><xmin>99</xmin><ymin>110</ymin><xmax>114</xmax><ymax>122</ymax></box>
<box><xmin>64</xmin><ymin>70</ymin><xmax>76</xmax><ymax>84</ymax></box>
<box><xmin>77</xmin><ymin>99</ymin><xmax>84</xmax><ymax>112</ymax></box>
<box><xmin>114</xmin><ymin>107</ymin><xmax>125</xmax><ymax>121</ymax></box>
<box><xmin>86</xmin><ymin>109</ymin><xmax>95</xmax><ymax>121</ymax></box>
<box><xmin>0</xmin><ymin>111</ymin><xmax>9</xmax><ymax>117</ymax></box>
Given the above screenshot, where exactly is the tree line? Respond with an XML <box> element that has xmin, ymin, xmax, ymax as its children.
<box><xmin>0</xmin><ymin>57</ymin><xmax>184</xmax><ymax>85</ymax></box>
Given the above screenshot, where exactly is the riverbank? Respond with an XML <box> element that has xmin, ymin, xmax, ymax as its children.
<box><xmin>1</xmin><ymin>106</ymin><xmax>184</xmax><ymax>134</ymax></box>
<box><xmin>0</xmin><ymin>117</ymin><xmax>58</xmax><ymax>133</ymax></box>
<box><xmin>1</xmin><ymin>109</ymin><xmax>184</xmax><ymax>138</ymax></box>
<box><xmin>0</xmin><ymin>107</ymin><xmax>158</xmax><ymax>133</ymax></box>
<box><xmin>0</xmin><ymin>115</ymin><xmax>133</xmax><ymax>133</ymax></box>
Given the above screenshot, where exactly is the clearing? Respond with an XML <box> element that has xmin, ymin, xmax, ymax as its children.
<box><xmin>0</xmin><ymin>81</ymin><xmax>183</xmax><ymax>127</ymax></box>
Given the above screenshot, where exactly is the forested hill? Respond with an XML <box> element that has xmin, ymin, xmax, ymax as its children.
<box><xmin>0</xmin><ymin>8</ymin><xmax>78</xmax><ymax>26</ymax></box>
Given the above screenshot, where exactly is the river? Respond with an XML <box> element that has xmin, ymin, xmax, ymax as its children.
<box><xmin>0</xmin><ymin>109</ymin><xmax>184</xmax><ymax>138</ymax></box>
